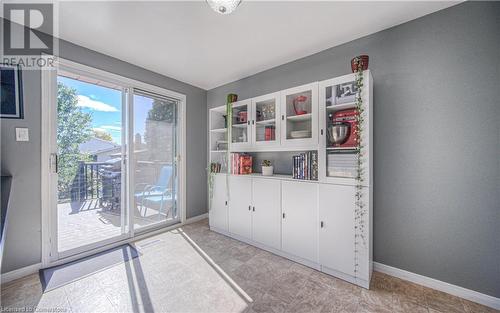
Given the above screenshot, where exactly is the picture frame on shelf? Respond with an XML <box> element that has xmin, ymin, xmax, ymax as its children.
<box><xmin>335</xmin><ymin>81</ymin><xmax>357</xmax><ymax>105</ymax></box>
<box><xmin>1</xmin><ymin>63</ymin><xmax>24</xmax><ymax>119</ymax></box>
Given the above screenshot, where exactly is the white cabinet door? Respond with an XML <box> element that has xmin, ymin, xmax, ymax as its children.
<box><xmin>280</xmin><ymin>82</ymin><xmax>319</xmax><ymax>148</ymax></box>
<box><xmin>228</xmin><ymin>176</ymin><xmax>252</xmax><ymax>239</ymax></box>
<box><xmin>281</xmin><ymin>181</ymin><xmax>318</xmax><ymax>263</ymax></box>
<box><xmin>209</xmin><ymin>174</ymin><xmax>228</xmax><ymax>231</ymax></box>
<box><xmin>252</xmin><ymin>178</ymin><xmax>281</xmax><ymax>250</ymax></box>
<box><xmin>319</xmin><ymin>183</ymin><xmax>355</xmax><ymax>276</ymax></box>
<box><xmin>230</xmin><ymin>100</ymin><xmax>252</xmax><ymax>151</ymax></box>
<box><xmin>252</xmin><ymin>92</ymin><xmax>281</xmax><ymax>149</ymax></box>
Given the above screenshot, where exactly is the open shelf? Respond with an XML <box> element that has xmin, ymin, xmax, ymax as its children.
<box><xmin>326</xmin><ymin>102</ymin><xmax>356</xmax><ymax>112</ymax></box>
<box><xmin>256</xmin><ymin>119</ymin><xmax>276</xmax><ymax>125</ymax></box>
<box><xmin>326</xmin><ymin>146</ymin><xmax>358</xmax><ymax>151</ymax></box>
<box><xmin>211</xmin><ymin>150</ymin><xmax>227</xmax><ymax>153</ymax></box>
<box><xmin>287</xmin><ymin>113</ymin><xmax>312</xmax><ymax>122</ymax></box>
<box><xmin>210</xmin><ymin>128</ymin><xmax>227</xmax><ymax>133</ymax></box>
<box><xmin>232</xmin><ymin>123</ymin><xmax>248</xmax><ymax>128</ymax></box>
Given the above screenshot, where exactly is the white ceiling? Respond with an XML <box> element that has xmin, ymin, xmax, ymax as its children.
<box><xmin>58</xmin><ymin>1</ymin><xmax>458</xmax><ymax>90</ymax></box>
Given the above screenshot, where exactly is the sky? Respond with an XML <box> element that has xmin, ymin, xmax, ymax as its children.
<box><xmin>58</xmin><ymin>76</ymin><xmax>154</xmax><ymax>145</ymax></box>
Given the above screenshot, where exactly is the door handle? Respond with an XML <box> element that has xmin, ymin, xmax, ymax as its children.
<box><xmin>50</xmin><ymin>153</ymin><xmax>58</xmax><ymax>173</ymax></box>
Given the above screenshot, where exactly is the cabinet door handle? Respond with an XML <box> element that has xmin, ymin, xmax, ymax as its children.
<box><xmin>320</xmin><ymin>129</ymin><xmax>323</xmax><ymax>136</ymax></box>
<box><xmin>252</xmin><ymin>206</ymin><xmax>255</xmax><ymax>212</ymax></box>
<box><xmin>247</xmin><ymin>120</ymin><xmax>250</xmax><ymax>125</ymax></box>
<box><xmin>282</xmin><ymin>213</ymin><xmax>285</xmax><ymax>219</ymax></box>
<box><xmin>252</xmin><ymin>120</ymin><xmax>255</xmax><ymax>125</ymax></box>
<box><xmin>225</xmin><ymin>201</ymin><xmax>228</xmax><ymax>206</ymax></box>
<box><xmin>248</xmin><ymin>205</ymin><xmax>251</xmax><ymax>211</ymax></box>
<box><xmin>281</xmin><ymin>115</ymin><xmax>284</xmax><ymax>121</ymax></box>
<box><xmin>320</xmin><ymin>221</ymin><xmax>324</xmax><ymax>228</ymax></box>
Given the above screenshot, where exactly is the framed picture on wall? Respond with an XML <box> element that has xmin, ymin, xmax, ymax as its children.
<box><xmin>1</xmin><ymin>64</ymin><xmax>24</xmax><ymax>119</ymax></box>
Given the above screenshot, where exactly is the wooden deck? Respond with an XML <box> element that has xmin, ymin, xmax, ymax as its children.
<box><xmin>57</xmin><ymin>199</ymin><xmax>172</xmax><ymax>252</ymax></box>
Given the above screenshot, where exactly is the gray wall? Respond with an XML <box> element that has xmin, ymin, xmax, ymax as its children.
<box><xmin>207</xmin><ymin>2</ymin><xmax>500</xmax><ymax>297</ymax></box>
<box><xmin>1</xmin><ymin>34</ymin><xmax>207</xmax><ymax>273</ymax></box>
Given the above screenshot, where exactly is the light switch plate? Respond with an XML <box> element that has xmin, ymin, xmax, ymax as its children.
<box><xmin>15</xmin><ymin>128</ymin><xmax>29</xmax><ymax>142</ymax></box>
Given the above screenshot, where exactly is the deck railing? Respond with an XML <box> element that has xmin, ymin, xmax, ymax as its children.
<box><xmin>70</xmin><ymin>161</ymin><xmax>119</xmax><ymax>202</ymax></box>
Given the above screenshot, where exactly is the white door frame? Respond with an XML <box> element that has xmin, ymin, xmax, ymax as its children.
<box><xmin>41</xmin><ymin>57</ymin><xmax>187</xmax><ymax>267</ymax></box>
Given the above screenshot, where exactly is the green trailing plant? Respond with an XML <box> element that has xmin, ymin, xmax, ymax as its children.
<box><xmin>262</xmin><ymin>160</ymin><xmax>272</xmax><ymax>167</ymax></box>
<box><xmin>225</xmin><ymin>94</ymin><xmax>237</xmax><ymax>200</ymax></box>
<box><xmin>207</xmin><ymin>168</ymin><xmax>216</xmax><ymax>208</ymax></box>
<box><xmin>207</xmin><ymin>94</ymin><xmax>237</xmax><ymax>209</ymax></box>
<box><xmin>352</xmin><ymin>56</ymin><xmax>367</xmax><ymax>277</ymax></box>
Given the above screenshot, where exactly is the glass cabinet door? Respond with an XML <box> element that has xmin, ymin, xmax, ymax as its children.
<box><xmin>319</xmin><ymin>74</ymin><xmax>366</xmax><ymax>183</ymax></box>
<box><xmin>252</xmin><ymin>92</ymin><xmax>280</xmax><ymax>147</ymax></box>
<box><xmin>280</xmin><ymin>82</ymin><xmax>318</xmax><ymax>146</ymax></box>
<box><xmin>231</xmin><ymin>99</ymin><xmax>251</xmax><ymax>149</ymax></box>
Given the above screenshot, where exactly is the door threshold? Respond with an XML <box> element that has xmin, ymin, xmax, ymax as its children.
<box><xmin>44</xmin><ymin>221</ymin><xmax>182</xmax><ymax>269</ymax></box>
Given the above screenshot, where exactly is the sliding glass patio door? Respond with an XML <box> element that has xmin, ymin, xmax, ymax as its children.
<box><xmin>49</xmin><ymin>63</ymin><xmax>182</xmax><ymax>262</ymax></box>
<box><xmin>131</xmin><ymin>90</ymin><xmax>180</xmax><ymax>231</ymax></box>
<box><xmin>55</xmin><ymin>73</ymin><xmax>128</xmax><ymax>257</ymax></box>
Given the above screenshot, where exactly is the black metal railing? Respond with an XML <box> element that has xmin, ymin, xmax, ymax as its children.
<box><xmin>70</xmin><ymin>161</ymin><xmax>106</xmax><ymax>202</ymax></box>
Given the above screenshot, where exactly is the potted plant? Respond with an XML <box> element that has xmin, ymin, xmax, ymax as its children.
<box><xmin>261</xmin><ymin>160</ymin><xmax>273</xmax><ymax>176</ymax></box>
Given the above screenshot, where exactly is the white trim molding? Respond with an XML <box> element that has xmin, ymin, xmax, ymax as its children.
<box><xmin>1</xmin><ymin>263</ymin><xmax>42</xmax><ymax>284</ymax></box>
<box><xmin>374</xmin><ymin>262</ymin><xmax>500</xmax><ymax>310</ymax></box>
<box><xmin>185</xmin><ymin>213</ymin><xmax>208</xmax><ymax>225</ymax></box>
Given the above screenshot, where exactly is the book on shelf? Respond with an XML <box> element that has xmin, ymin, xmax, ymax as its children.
<box><xmin>327</xmin><ymin>152</ymin><xmax>357</xmax><ymax>178</ymax></box>
<box><xmin>230</xmin><ymin>153</ymin><xmax>252</xmax><ymax>175</ymax></box>
<box><xmin>292</xmin><ymin>151</ymin><xmax>318</xmax><ymax>181</ymax></box>
<box><xmin>210</xmin><ymin>162</ymin><xmax>221</xmax><ymax>173</ymax></box>
<box><xmin>264</xmin><ymin>126</ymin><xmax>275</xmax><ymax>141</ymax></box>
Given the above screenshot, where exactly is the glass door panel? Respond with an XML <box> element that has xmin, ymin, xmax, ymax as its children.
<box><xmin>56</xmin><ymin>74</ymin><xmax>127</xmax><ymax>255</ymax></box>
<box><xmin>253</xmin><ymin>92</ymin><xmax>280</xmax><ymax>146</ymax></box>
<box><xmin>280</xmin><ymin>82</ymin><xmax>318</xmax><ymax>146</ymax></box>
<box><xmin>132</xmin><ymin>90</ymin><xmax>179</xmax><ymax>230</ymax></box>
<box><xmin>231</xmin><ymin>100</ymin><xmax>251</xmax><ymax>149</ymax></box>
<box><xmin>324</xmin><ymin>80</ymin><xmax>358</xmax><ymax>179</ymax></box>
<box><xmin>285</xmin><ymin>90</ymin><xmax>312</xmax><ymax>140</ymax></box>
<box><xmin>320</xmin><ymin>75</ymin><xmax>363</xmax><ymax>183</ymax></box>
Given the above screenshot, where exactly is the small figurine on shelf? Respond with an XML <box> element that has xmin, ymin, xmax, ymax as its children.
<box><xmin>261</xmin><ymin>160</ymin><xmax>274</xmax><ymax>176</ymax></box>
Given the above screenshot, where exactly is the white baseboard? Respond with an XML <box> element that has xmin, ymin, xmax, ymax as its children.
<box><xmin>185</xmin><ymin>213</ymin><xmax>208</xmax><ymax>224</ymax></box>
<box><xmin>373</xmin><ymin>262</ymin><xmax>500</xmax><ymax>310</ymax></box>
<box><xmin>1</xmin><ymin>263</ymin><xmax>41</xmax><ymax>285</ymax></box>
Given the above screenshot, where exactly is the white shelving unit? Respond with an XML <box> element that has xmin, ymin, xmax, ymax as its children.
<box><xmin>208</xmin><ymin>105</ymin><xmax>229</xmax><ymax>174</ymax></box>
<box><xmin>208</xmin><ymin>71</ymin><xmax>373</xmax><ymax>289</ymax></box>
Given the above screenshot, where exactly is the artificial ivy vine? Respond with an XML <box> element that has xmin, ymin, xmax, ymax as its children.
<box><xmin>353</xmin><ymin>56</ymin><xmax>366</xmax><ymax>277</ymax></box>
<box><xmin>225</xmin><ymin>94</ymin><xmax>237</xmax><ymax>200</ymax></box>
<box><xmin>208</xmin><ymin>94</ymin><xmax>236</xmax><ymax>209</ymax></box>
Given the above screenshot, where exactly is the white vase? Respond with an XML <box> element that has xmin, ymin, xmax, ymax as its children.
<box><xmin>262</xmin><ymin>166</ymin><xmax>273</xmax><ymax>176</ymax></box>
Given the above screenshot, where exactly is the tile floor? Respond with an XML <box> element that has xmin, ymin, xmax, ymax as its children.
<box><xmin>1</xmin><ymin>219</ymin><xmax>497</xmax><ymax>313</ymax></box>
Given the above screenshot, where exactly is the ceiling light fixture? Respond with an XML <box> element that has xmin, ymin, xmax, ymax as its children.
<box><xmin>206</xmin><ymin>0</ymin><xmax>242</xmax><ymax>15</ymax></box>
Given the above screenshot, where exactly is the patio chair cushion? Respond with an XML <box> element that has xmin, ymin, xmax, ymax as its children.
<box><xmin>142</xmin><ymin>195</ymin><xmax>174</xmax><ymax>210</ymax></box>
<box><xmin>135</xmin><ymin>189</ymin><xmax>163</xmax><ymax>200</ymax></box>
